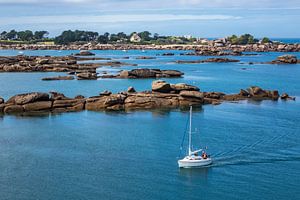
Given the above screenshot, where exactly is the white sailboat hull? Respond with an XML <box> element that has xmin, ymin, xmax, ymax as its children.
<box><xmin>178</xmin><ymin>157</ymin><xmax>212</xmax><ymax>168</ymax></box>
<box><xmin>178</xmin><ymin>106</ymin><xmax>212</xmax><ymax>168</ymax></box>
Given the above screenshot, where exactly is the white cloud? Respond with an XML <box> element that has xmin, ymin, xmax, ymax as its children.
<box><xmin>0</xmin><ymin>14</ymin><xmax>241</xmax><ymax>25</ymax></box>
<box><xmin>0</xmin><ymin>0</ymin><xmax>95</xmax><ymax>3</ymax></box>
<box><xmin>0</xmin><ymin>0</ymin><xmax>299</xmax><ymax>8</ymax></box>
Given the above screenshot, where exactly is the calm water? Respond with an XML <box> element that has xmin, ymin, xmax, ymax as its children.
<box><xmin>0</xmin><ymin>50</ymin><xmax>299</xmax><ymax>200</ymax></box>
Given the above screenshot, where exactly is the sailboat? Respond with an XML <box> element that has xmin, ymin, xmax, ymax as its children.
<box><xmin>178</xmin><ymin>106</ymin><xmax>212</xmax><ymax>168</ymax></box>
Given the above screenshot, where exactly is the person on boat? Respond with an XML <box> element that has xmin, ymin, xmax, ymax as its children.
<box><xmin>202</xmin><ymin>151</ymin><xmax>207</xmax><ymax>159</ymax></box>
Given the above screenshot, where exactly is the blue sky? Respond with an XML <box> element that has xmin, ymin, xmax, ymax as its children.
<box><xmin>0</xmin><ymin>0</ymin><xmax>299</xmax><ymax>38</ymax></box>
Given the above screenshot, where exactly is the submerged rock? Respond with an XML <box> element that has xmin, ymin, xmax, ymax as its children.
<box><xmin>42</xmin><ymin>76</ymin><xmax>74</xmax><ymax>81</ymax></box>
<box><xmin>203</xmin><ymin>58</ymin><xmax>240</xmax><ymax>63</ymax></box>
<box><xmin>136</xmin><ymin>56</ymin><xmax>156</xmax><ymax>59</ymax></box>
<box><xmin>162</xmin><ymin>53</ymin><xmax>175</xmax><ymax>56</ymax></box>
<box><xmin>76</xmin><ymin>72</ymin><xmax>97</xmax><ymax>80</ymax></box>
<box><xmin>74</xmin><ymin>50</ymin><xmax>95</xmax><ymax>56</ymax></box>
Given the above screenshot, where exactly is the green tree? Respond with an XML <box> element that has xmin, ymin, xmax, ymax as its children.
<box><xmin>34</xmin><ymin>31</ymin><xmax>49</xmax><ymax>40</ymax></box>
<box><xmin>54</xmin><ymin>30</ymin><xmax>75</xmax><ymax>44</ymax></box>
<box><xmin>228</xmin><ymin>35</ymin><xmax>239</xmax><ymax>44</ymax></box>
<box><xmin>261</xmin><ymin>37</ymin><xmax>271</xmax><ymax>43</ymax></box>
<box><xmin>138</xmin><ymin>31</ymin><xmax>151</xmax><ymax>41</ymax></box>
<box><xmin>17</xmin><ymin>30</ymin><xmax>34</xmax><ymax>41</ymax></box>
<box><xmin>6</xmin><ymin>30</ymin><xmax>18</xmax><ymax>40</ymax></box>
<box><xmin>54</xmin><ymin>30</ymin><xmax>99</xmax><ymax>44</ymax></box>
<box><xmin>97</xmin><ymin>32</ymin><xmax>110</xmax><ymax>44</ymax></box>
<box><xmin>0</xmin><ymin>31</ymin><xmax>7</xmax><ymax>39</ymax></box>
<box><xmin>117</xmin><ymin>32</ymin><xmax>127</xmax><ymax>39</ymax></box>
<box><xmin>228</xmin><ymin>34</ymin><xmax>258</xmax><ymax>45</ymax></box>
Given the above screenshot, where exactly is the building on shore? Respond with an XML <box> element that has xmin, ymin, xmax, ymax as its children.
<box><xmin>130</xmin><ymin>33</ymin><xmax>142</xmax><ymax>43</ymax></box>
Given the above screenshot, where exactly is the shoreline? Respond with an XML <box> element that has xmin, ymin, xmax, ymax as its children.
<box><xmin>1</xmin><ymin>43</ymin><xmax>300</xmax><ymax>52</ymax></box>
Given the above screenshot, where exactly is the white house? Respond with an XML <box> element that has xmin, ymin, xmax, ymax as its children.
<box><xmin>130</xmin><ymin>33</ymin><xmax>141</xmax><ymax>43</ymax></box>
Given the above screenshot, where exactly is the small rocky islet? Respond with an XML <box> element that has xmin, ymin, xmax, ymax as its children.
<box><xmin>0</xmin><ymin>80</ymin><xmax>295</xmax><ymax>115</ymax></box>
<box><xmin>176</xmin><ymin>57</ymin><xmax>240</xmax><ymax>64</ymax></box>
<box><xmin>0</xmin><ymin>50</ymin><xmax>297</xmax><ymax>115</ymax></box>
<box><xmin>0</xmin><ymin>53</ymin><xmax>137</xmax><ymax>73</ymax></box>
<box><xmin>1</xmin><ymin>50</ymin><xmax>299</xmax><ymax>73</ymax></box>
<box><xmin>100</xmin><ymin>68</ymin><xmax>183</xmax><ymax>79</ymax></box>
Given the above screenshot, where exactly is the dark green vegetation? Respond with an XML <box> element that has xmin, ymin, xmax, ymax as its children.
<box><xmin>227</xmin><ymin>34</ymin><xmax>271</xmax><ymax>45</ymax></box>
<box><xmin>0</xmin><ymin>30</ymin><xmax>50</xmax><ymax>43</ymax></box>
<box><xmin>0</xmin><ymin>29</ymin><xmax>272</xmax><ymax>45</ymax></box>
<box><xmin>53</xmin><ymin>30</ymin><xmax>193</xmax><ymax>45</ymax></box>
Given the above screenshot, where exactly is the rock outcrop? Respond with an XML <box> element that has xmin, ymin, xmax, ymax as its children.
<box><xmin>170</xmin><ymin>83</ymin><xmax>199</xmax><ymax>92</ymax></box>
<box><xmin>222</xmin><ymin>86</ymin><xmax>279</xmax><ymax>101</ymax></box>
<box><xmin>100</xmin><ymin>68</ymin><xmax>183</xmax><ymax>79</ymax></box>
<box><xmin>7</xmin><ymin>92</ymin><xmax>50</xmax><ymax>105</ymax></box>
<box><xmin>74</xmin><ymin>50</ymin><xmax>95</xmax><ymax>56</ymax></box>
<box><xmin>194</xmin><ymin>50</ymin><xmax>242</xmax><ymax>56</ymax></box>
<box><xmin>162</xmin><ymin>53</ymin><xmax>175</xmax><ymax>56</ymax></box>
<box><xmin>127</xmin><ymin>86</ymin><xmax>136</xmax><ymax>93</ymax></box>
<box><xmin>152</xmin><ymin>80</ymin><xmax>172</xmax><ymax>93</ymax></box>
<box><xmin>0</xmin><ymin>55</ymin><xmax>137</xmax><ymax>74</ymax></box>
<box><xmin>0</xmin><ymin>82</ymin><xmax>293</xmax><ymax>114</ymax></box>
<box><xmin>0</xmin><ymin>97</ymin><xmax>4</xmax><ymax>113</ymax></box>
<box><xmin>136</xmin><ymin>56</ymin><xmax>156</xmax><ymax>59</ymax></box>
<box><xmin>76</xmin><ymin>72</ymin><xmax>97</xmax><ymax>80</ymax></box>
<box><xmin>42</xmin><ymin>76</ymin><xmax>74</xmax><ymax>81</ymax></box>
<box><xmin>281</xmin><ymin>93</ymin><xmax>296</xmax><ymax>100</ymax></box>
<box><xmin>176</xmin><ymin>57</ymin><xmax>240</xmax><ymax>64</ymax></box>
<box><xmin>268</xmin><ymin>55</ymin><xmax>299</xmax><ymax>64</ymax></box>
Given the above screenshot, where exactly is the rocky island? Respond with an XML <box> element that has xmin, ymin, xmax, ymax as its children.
<box><xmin>100</xmin><ymin>68</ymin><xmax>183</xmax><ymax>79</ymax></box>
<box><xmin>0</xmin><ymin>80</ymin><xmax>295</xmax><ymax>115</ymax></box>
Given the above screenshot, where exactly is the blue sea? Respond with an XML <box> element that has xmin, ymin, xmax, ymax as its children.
<box><xmin>0</xmin><ymin>49</ymin><xmax>299</xmax><ymax>200</ymax></box>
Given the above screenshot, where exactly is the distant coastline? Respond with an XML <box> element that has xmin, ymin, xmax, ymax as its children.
<box><xmin>0</xmin><ymin>43</ymin><xmax>299</xmax><ymax>52</ymax></box>
<box><xmin>1</xmin><ymin>30</ymin><xmax>299</xmax><ymax>51</ymax></box>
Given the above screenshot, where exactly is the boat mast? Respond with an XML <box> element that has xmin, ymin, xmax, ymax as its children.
<box><xmin>188</xmin><ymin>106</ymin><xmax>192</xmax><ymax>155</ymax></box>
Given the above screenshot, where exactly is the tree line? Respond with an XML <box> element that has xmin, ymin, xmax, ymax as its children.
<box><xmin>0</xmin><ymin>29</ymin><xmax>271</xmax><ymax>45</ymax></box>
<box><xmin>53</xmin><ymin>30</ymin><xmax>170</xmax><ymax>44</ymax></box>
<box><xmin>0</xmin><ymin>29</ymin><xmax>192</xmax><ymax>45</ymax></box>
<box><xmin>0</xmin><ymin>30</ymin><xmax>49</xmax><ymax>41</ymax></box>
